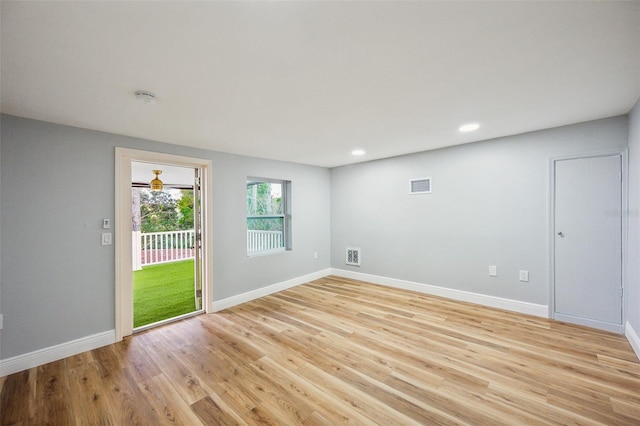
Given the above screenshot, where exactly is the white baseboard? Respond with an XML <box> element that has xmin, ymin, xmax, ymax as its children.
<box><xmin>212</xmin><ymin>268</ymin><xmax>332</xmax><ymax>312</ymax></box>
<box><xmin>553</xmin><ymin>313</ymin><xmax>623</xmax><ymax>334</ymax></box>
<box><xmin>331</xmin><ymin>269</ymin><xmax>549</xmax><ymax>318</ymax></box>
<box><xmin>625</xmin><ymin>322</ymin><xmax>640</xmax><ymax>361</ymax></box>
<box><xmin>0</xmin><ymin>330</ymin><xmax>116</xmax><ymax>377</ymax></box>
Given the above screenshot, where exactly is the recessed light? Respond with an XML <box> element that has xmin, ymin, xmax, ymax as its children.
<box><xmin>135</xmin><ymin>91</ymin><xmax>157</xmax><ymax>104</ymax></box>
<box><xmin>459</xmin><ymin>123</ymin><xmax>480</xmax><ymax>132</ymax></box>
<box><xmin>351</xmin><ymin>149</ymin><xmax>365</xmax><ymax>156</ymax></box>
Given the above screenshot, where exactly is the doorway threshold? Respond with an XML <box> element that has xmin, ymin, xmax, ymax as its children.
<box><xmin>133</xmin><ymin>309</ymin><xmax>204</xmax><ymax>333</ymax></box>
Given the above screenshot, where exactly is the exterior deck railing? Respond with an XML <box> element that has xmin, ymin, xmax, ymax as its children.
<box><xmin>140</xmin><ymin>230</ymin><xmax>195</xmax><ymax>265</ymax></box>
<box><xmin>247</xmin><ymin>230</ymin><xmax>283</xmax><ymax>253</ymax></box>
<box><xmin>133</xmin><ymin>229</ymin><xmax>284</xmax><ymax>268</ymax></box>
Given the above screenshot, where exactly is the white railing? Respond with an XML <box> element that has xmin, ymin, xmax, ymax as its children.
<box><xmin>140</xmin><ymin>230</ymin><xmax>195</xmax><ymax>266</ymax></box>
<box><xmin>134</xmin><ymin>229</ymin><xmax>281</xmax><ymax>268</ymax></box>
<box><xmin>247</xmin><ymin>230</ymin><xmax>283</xmax><ymax>253</ymax></box>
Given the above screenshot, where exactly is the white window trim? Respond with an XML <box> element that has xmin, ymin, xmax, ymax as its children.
<box><xmin>246</xmin><ymin>177</ymin><xmax>291</xmax><ymax>256</ymax></box>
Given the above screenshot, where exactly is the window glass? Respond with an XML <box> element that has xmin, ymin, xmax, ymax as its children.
<box><xmin>247</xmin><ymin>179</ymin><xmax>290</xmax><ymax>255</ymax></box>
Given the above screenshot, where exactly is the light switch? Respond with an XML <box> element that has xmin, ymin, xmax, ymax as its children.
<box><xmin>489</xmin><ymin>266</ymin><xmax>497</xmax><ymax>277</ymax></box>
<box><xmin>103</xmin><ymin>218</ymin><xmax>110</xmax><ymax>229</ymax></box>
<box><xmin>519</xmin><ymin>270</ymin><xmax>529</xmax><ymax>282</ymax></box>
<box><xmin>102</xmin><ymin>233</ymin><xmax>112</xmax><ymax>245</ymax></box>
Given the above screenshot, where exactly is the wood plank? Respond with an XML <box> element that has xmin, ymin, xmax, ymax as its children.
<box><xmin>191</xmin><ymin>395</ymin><xmax>245</xmax><ymax>426</ymax></box>
<box><xmin>138</xmin><ymin>374</ymin><xmax>205</xmax><ymax>425</ymax></box>
<box><xmin>67</xmin><ymin>361</ymin><xmax>116</xmax><ymax>425</ymax></box>
<box><xmin>296</xmin><ymin>362</ymin><xmax>423</xmax><ymax>426</ymax></box>
<box><xmin>253</xmin><ymin>355</ymin><xmax>375</xmax><ymax>425</ymax></box>
<box><xmin>140</xmin><ymin>339</ymin><xmax>213</xmax><ymax>405</ymax></box>
<box><xmin>0</xmin><ymin>368</ymin><xmax>36</xmax><ymax>425</ymax></box>
<box><xmin>100</xmin><ymin>363</ymin><xmax>165</xmax><ymax>425</ymax></box>
<box><xmin>35</xmin><ymin>360</ymin><xmax>73</xmax><ymax>424</ymax></box>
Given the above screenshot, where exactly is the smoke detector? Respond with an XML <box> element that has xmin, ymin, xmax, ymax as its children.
<box><xmin>135</xmin><ymin>91</ymin><xmax>157</xmax><ymax>104</ymax></box>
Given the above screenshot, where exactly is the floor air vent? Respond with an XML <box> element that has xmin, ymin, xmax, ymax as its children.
<box><xmin>345</xmin><ymin>247</ymin><xmax>361</xmax><ymax>267</ymax></box>
<box><xmin>410</xmin><ymin>177</ymin><xmax>432</xmax><ymax>194</ymax></box>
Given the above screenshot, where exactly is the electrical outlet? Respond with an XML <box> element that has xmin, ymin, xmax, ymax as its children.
<box><xmin>314</xmin><ymin>251</ymin><xmax>318</xmax><ymax>259</ymax></box>
<box><xmin>489</xmin><ymin>265</ymin><xmax>497</xmax><ymax>277</ymax></box>
<box><xmin>102</xmin><ymin>233</ymin><xmax>112</xmax><ymax>245</ymax></box>
<box><xmin>102</xmin><ymin>218</ymin><xmax>110</xmax><ymax>229</ymax></box>
<box><xmin>519</xmin><ymin>270</ymin><xmax>529</xmax><ymax>282</ymax></box>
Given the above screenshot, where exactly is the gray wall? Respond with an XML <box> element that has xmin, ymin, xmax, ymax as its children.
<box><xmin>0</xmin><ymin>114</ymin><xmax>2</xmax><ymax>358</ymax></box>
<box><xmin>0</xmin><ymin>114</ymin><xmax>330</xmax><ymax>359</ymax></box>
<box><xmin>331</xmin><ymin>116</ymin><xmax>629</xmax><ymax>306</ymax></box>
<box><xmin>627</xmin><ymin>99</ymin><xmax>640</xmax><ymax>334</ymax></box>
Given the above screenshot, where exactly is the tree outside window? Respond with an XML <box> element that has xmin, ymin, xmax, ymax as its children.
<box><xmin>247</xmin><ymin>179</ymin><xmax>291</xmax><ymax>254</ymax></box>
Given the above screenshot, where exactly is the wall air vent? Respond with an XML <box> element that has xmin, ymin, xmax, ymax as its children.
<box><xmin>410</xmin><ymin>177</ymin><xmax>432</xmax><ymax>194</ymax></box>
<box><xmin>345</xmin><ymin>247</ymin><xmax>361</xmax><ymax>267</ymax></box>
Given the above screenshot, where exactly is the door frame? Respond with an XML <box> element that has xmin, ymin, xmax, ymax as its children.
<box><xmin>548</xmin><ymin>148</ymin><xmax>628</xmax><ymax>333</ymax></box>
<box><xmin>115</xmin><ymin>147</ymin><xmax>213</xmax><ymax>341</ymax></box>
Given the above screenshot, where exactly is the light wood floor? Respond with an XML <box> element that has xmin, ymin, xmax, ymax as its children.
<box><xmin>2</xmin><ymin>276</ymin><xmax>640</xmax><ymax>425</ymax></box>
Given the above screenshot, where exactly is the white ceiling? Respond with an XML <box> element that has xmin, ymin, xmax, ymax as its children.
<box><xmin>2</xmin><ymin>1</ymin><xmax>639</xmax><ymax>168</ymax></box>
<box><xmin>131</xmin><ymin>161</ymin><xmax>196</xmax><ymax>188</ymax></box>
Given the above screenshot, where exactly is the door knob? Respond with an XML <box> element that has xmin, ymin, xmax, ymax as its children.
<box><xmin>557</xmin><ymin>232</ymin><xmax>565</xmax><ymax>238</ymax></box>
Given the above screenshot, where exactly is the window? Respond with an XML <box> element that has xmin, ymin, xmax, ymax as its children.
<box><xmin>246</xmin><ymin>178</ymin><xmax>291</xmax><ymax>255</ymax></box>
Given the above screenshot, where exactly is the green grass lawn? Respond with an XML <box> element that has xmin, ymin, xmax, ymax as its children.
<box><xmin>133</xmin><ymin>259</ymin><xmax>196</xmax><ymax>328</ymax></box>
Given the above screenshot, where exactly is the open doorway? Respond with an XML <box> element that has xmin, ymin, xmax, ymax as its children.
<box><xmin>131</xmin><ymin>162</ymin><xmax>203</xmax><ymax>330</ymax></box>
<box><xmin>115</xmin><ymin>148</ymin><xmax>212</xmax><ymax>341</ymax></box>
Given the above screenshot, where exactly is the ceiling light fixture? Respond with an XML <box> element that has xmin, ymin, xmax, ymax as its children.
<box><xmin>135</xmin><ymin>91</ymin><xmax>157</xmax><ymax>104</ymax></box>
<box><xmin>352</xmin><ymin>149</ymin><xmax>366</xmax><ymax>156</ymax></box>
<box><xmin>459</xmin><ymin>123</ymin><xmax>480</xmax><ymax>132</ymax></box>
<box><xmin>150</xmin><ymin>170</ymin><xmax>163</xmax><ymax>191</ymax></box>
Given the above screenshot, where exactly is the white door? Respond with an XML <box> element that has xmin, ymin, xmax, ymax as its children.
<box><xmin>554</xmin><ymin>154</ymin><xmax>623</xmax><ymax>332</ymax></box>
